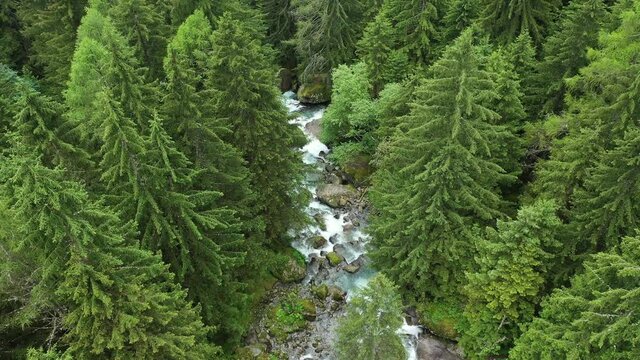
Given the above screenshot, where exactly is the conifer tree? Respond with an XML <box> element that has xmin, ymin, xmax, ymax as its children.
<box><xmin>292</xmin><ymin>0</ymin><xmax>364</xmax><ymax>78</ymax></box>
<box><xmin>15</xmin><ymin>0</ymin><xmax>87</xmax><ymax>96</ymax></box>
<box><xmin>442</xmin><ymin>0</ymin><xmax>480</xmax><ymax>42</ymax></box>
<box><xmin>1</xmin><ymin>154</ymin><xmax>218</xmax><ymax>358</ymax></box>
<box><xmin>108</xmin><ymin>0</ymin><xmax>170</xmax><ymax>79</ymax></box>
<box><xmin>480</xmin><ymin>0</ymin><xmax>560</xmax><ymax>44</ymax></box>
<box><xmin>336</xmin><ymin>274</ymin><xmax>406</xmax><ymax>360</ymax></box>
<box><xmin>535</xmin><ymin>0</ymin><xmax>609</xmax><ymax>114</ymax></box>
<box><xmin>357</xmin><ymin>13</ymin><xmax>408</xmax><ymax>96</ymax></box>
<box><xmin>259</xmin><ymin>0</ymin><xmax>297</xmax><ymax>66</ymax></box>
<box><xmin>505</xmin><ymin>31</ymin><xmax>539</xmax><ymax>118</ymax></box>
<box><xmin>461</xmin><ymin>200</ymin><xmax>562</xmax><ymax>358</ymax></box>
<box><xmin>208</xmin><ymin>12</ymin><xmax>307</xmax><ymax>241</ymax></box>
<box><xmin>0</xmin><ymin>1</ymin><xmax>26</xmax><ymax>69</ymax></box>
<box><xmin>572</xmin><ymin>129</ymin><xmax>640</xmax><ymax>252</ymax></box>
<box><xmin>381</xmin><ymin>0</ymin><xmax>441</xmax><ymax>64</ymax></box>
<box><xmin>369</xmin><ymin>29</ymin><xmax>512</xmax><ymax>299</ymax></box>
<box><xmin>511</xmin><ymin>234</ymin><xmax>640</xmax><ymax>359</ymax></box>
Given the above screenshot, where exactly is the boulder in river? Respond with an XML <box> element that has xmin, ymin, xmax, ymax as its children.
<box><xmin>274</xmin><ymin>257</ymin><xmax>306</xmax><ymax>283</ymax></box>
<box><xmin>312</xmin><ymin>283</ymin><xmax>329</xmax><ymax>300</ymax></box>
<box><xmin>297</xmin><ymin>74</ymin><xmax>331</xmax><ymax>104</ymax></box>
<box><xmin>329</xmin><ymin>285</ymin><xmax>346</xmax><ymax>302</ymax></box>
<box><xmin>308</xmin><ymin>235</ymin><xmax>327</xmax><ymax>248</ymax></box>
<box><xmin>342</xmin><ymin>154</ymin><xmax>373</xmax><ymax>186</ymax></box>
<box><xmin>343</xmin><ymin>263</ymin><xmax>360</xmax><ymax>273</ymax></box>
<box><xmin>326</xmin><ymin>251</ymin><xmax>343</xmax><ymax>266</ymax></box>
<box><xmin>416</xmin><ymin>335</ymin><xmax>463</xmax><ymax>360</ymax></box>
<box><xmin>316</xmin><ymin>183</ymin><xmax>357</xmax><ymax>208</ymax></box>
<box><xmin>313</xmin><ymin>213</ymin><xmax>326</xmax><ymax>230</ymax></box>
<box><xmin>301</xmin><ymin>299</ymin><xmax>317</xmax><ymax>321</ymax></box>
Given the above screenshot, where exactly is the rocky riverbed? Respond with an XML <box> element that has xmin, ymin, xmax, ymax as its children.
<box><xmin>240</xmin><ymin>92</ymin><xmax>463</xmax><ymax>360</ymax></box>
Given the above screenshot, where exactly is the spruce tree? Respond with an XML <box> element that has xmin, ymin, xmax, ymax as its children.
<box><xmin>480</xmin><ymin>0</ymin><xmax>560</xmax><ymax>44</ymax></box>
<box><xmin>461</xmin><ymin>200</ymin><xmax>562</xmax><ymax>359</ymax></box>
<box><xmin>292</xmin><ymin>0</ymin><xmax>364</xmax><ymax>78</ymax></box>
<box><xmin>381</xmin><ymin>0</ymin><xmax>441</xmax><ymax>64</ymax></box>
<box><xmin>510</xmin><ymin>234</ymin><xmax>640</xmax><ymax>359</ymax></box>
<box><xmin>442</xmin><ymin>0</ymin><xmax>480</xmax><ymax>42</ymax></box>
<box><xmin>0</xmin><ymin>1</ymin><xmax>27</xmax><ymax>69</ymax></box>
<box><xmin>108</xmin><ymin>0</ymin><xmax>170</xmax><ymax>79</ymax></box>
<box><xmin>259</xmin><ymin>0</ymin><xmax>297</xmax><ymax>66</ymax></box>
<box><xmin>505</xmin><ymin>31</ymin><xmax>539</xmax><ymax>118</ymax></box>
<box><xmin>15</xmin><ymin>0</ymin><xmax>87</xmax><ymax>96</ymax></box>
<box><xmin>369</xmin><ymin>29</ymin><xmax>512</xmax><ymax>299</ymax></box>
<box><xmin>336</xmin><ymin>274</ymin><xmax>406</xmax><ymax>360</ymax></box>
<box><xmin>535</xmin><ymin>0</ymin><xmax>609</xmax><ymax>114</ymax></box>
<box><xmin>1</xmin><ymin>154</ymin><xmax>218</xmax><ymax>358</ymax></box>
<box><xmin>357</xmin><ymin>13</ymin><xmax>408</xmax><ymax>96</ymax></box>
<box><xmin>208</xmin><ymin>11</ymin><xmax>307</xmax><ymax>242</ymax></box>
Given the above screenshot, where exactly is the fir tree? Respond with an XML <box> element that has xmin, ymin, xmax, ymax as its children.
<box><xmin>292</xmin><ymin>0</ymin><xmax>364</xmax><ymax>78</ymax></box>
<box><xmin>16</xmin><ymin>0</ymin><xmax>87</xmax><ymax>96</ymax></box>
<box><xmin>381</xmin><ymin>0</ymin><xmax>441</xmax><ymax>64</ymax></box>
<box><xmin>208</xmin><ymin>12</ymin><xmax>307</xmax><ymax>242</ymax></box>
<box><xmin>505</xmin><ymin>31</ymin><xmax>539</xmax><ymax>118</ymax></box>
<box><xmin>511</xmin><ymin>234</ymin><xmax>640</xmax><ymax>359</ymax></box>
<box><xmin>357</xmin><ymin>13</ymin><xmax>408</xmax><ymax>96</ymax></box>
<box><xmin>0</xmin><ymin>1</ymin><xmax>27</xmax><ymax>69</ymax></box>
<box><xmin>480</xmin><ymin>0</ymin><xmax>560</xmax><ymax>44</ymax></box>
<box><xmin>535</xmin><ymin>0</ymin><xmax>609</xmax><ymax>114</ymax></box>
<box><xmin>108</xmin><ymin>0</ymin><xmax>171</xmax><ymax>79</ymax></box>
<box><xmin>461</xmin><ymin>200</ymin><xmax>562</xmax><ymax>358</ymax></box>
<box><xmin>336</xmin><ymin>274</ymin><xmax>406</xmax><ymax>360</ymax></box>
<box><xmin>1</xmin><ymin>154</ymin><xmax>218</xmax><ymax>358</ymax></box>
<box><xmin>442</xmin><ymin>0</ymin><xmax>480</xmax><ymax>42</ymax></box>
<box><xmin>369</xmin><ymin>29</ymin><xmax>512</xmax><ymax>299</ymax></box>
<box><xmin>259</xmin><ymin>0</ymin><xmax>297</xmax><ymax>66</ymax></box>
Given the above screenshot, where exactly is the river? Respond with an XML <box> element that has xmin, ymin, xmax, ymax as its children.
<box><xmin>283</xmin><ymin>91</ymin><xmax>422</xmax><ymax>360</ymax></box>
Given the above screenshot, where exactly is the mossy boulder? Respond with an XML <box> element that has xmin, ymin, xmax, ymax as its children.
<box><xmin>326</xmin><ymin>251</ymin><xmax>343</xmax><ymax>266</ymax></box>
<box><xmin>300</xmin><ymin>299</ymin><xmax>317</xmax><ymax>321</ymax></box>
<box><xmin>329</xmin><ymin>285</ymin><xmax>346</xmax><ymax>302</ymax></box>
<box><xmin>297</xmin><ymin>74</ymin><xmax>331</xmax><ymax>104</ymax></box>
<box><xmin>313</xmin><ymin>213</ymin><xmax>326</xmax><ymax>230</ymax></box>
<box><xmin>342</xmin><ymin>154</ymin><xmax>373</xmax><ymax>186</ymax></box>
<box><xmin>271</xmin><ymin>250</ymin><xmax>306</xmax><ymax>283</ymax></box>
<box><xmin>417</xmin><ymin>301</ymin><xmax>463</xmax><ymax>340</ymax></box>
<box><xmin>316</xmin><ymin>183</ymin><xmax>357</xmax><ymax>208</ymax></box>
<box><xmin>308</xmin><ymin>235</ymin><xmax>327</xmax><ymax>248</ymax></box>
<box><xmin>312</xmin><ymin>283</ymin><xmax>329</xmax><ymax>300</ymax></box>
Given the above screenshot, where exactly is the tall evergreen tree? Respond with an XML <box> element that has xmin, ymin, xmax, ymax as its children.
<box><xmin>535</xmin><ymin>0</ymin><xmax>609</xmax><ymax>114</ymax></box>
<box><xmin>505</xmin><ymin>31</ymin><xmax>539</xmax><ymax>118</ymax></box>
<box><xmin>292</xmin><ymin>0</ymin><xmax>364</xmax><ymax>78</ymax></box>
<box><xmin>442</xmin><ymin>0</ymin><xmax>480</xmax><ymax>43</ymax></box>
<box><xmin>511</xmin><ymin>234</ymin><xmax>640</xmax><ymax>359</ymax></box>
<box><xmin>259</xmin><ymin>0</ymin><xmax>297</xmax><ymax>67</ymax></box>
<box><xmin>15</xmin><ymin>0</ymin><xmax>87</xmax><ymax>96</ymax></box>
<box><xmin>108</xmin><ymin>0</ymin><xmax>171</xmax><ymax>79</ymax></box>
<box><xmin>462</xmin><ymin>200</ymin><xmax>562</xmax><ymax>358</ymax></box>
<box><xmin>480</xmin><ymin>0</ymin><xmax>560</xmax><ymax>44</ymax></box>
<box><xmin>369</xmin><ymin>29</ymin><xmax>513</xmax><ymax>299</ymax></box>
<box><xmin>357</xmin><ymin>13</ymin><xmax>408</xmax><ymax>96</ymax></box>
<box><xmin>336</xmin><ymin>274</ymin><xmax>406</xmax><ymax>360</ymax></box>
<box><xmin>1</xmin><ymin>154</ymin><xmax>217</xmax><ymax>358</ymax></box>
<box><xmin>381</xmin><ymin>0</ymin><xmax>442</xmax><ymax>64</ymax></box>
<box><xmin>208</xmin><ymin>11</ymin><xmax>307</xmax><ymax>242</ymax></box>
<box><xmin>0</xmin><ymin>1</ymin><xmax>27</xmax><ymax>69</ymax></box>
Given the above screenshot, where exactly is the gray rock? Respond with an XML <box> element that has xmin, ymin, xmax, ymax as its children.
<box><xmin>308</xmin><ymin>235</ymin><xmax>327</xmax><ymax>248</ymax></box>
<box><xmin>417</xmin><ymin>335</ymin><xmax>463</xmax><ymax>360</ymax></box>
<box><xmin>316</xmin><ymin>184</ymin><xmax>357</xmax><ymax>208</ymax></box>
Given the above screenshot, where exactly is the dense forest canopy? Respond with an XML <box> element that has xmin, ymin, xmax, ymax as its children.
<box><xmin>1</xmin><ymin>0</ymin><xmax>639</xmax><ymax>359</ymax></box>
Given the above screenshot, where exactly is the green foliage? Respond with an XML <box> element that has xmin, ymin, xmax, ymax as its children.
<box><xmin>267</xmin><ymin>292</ymin><xmax>307</xmax><ymax>342</ymax></box>
<box><xmin>535</xmin><ymin>0</ymin><xmax>609</xmax><ymax>114</ymax></box>
<box><xmin>505</xmin><ymin>31</ymin><xmax>539</xmax><ymax>118</ymax></box>
<box><xmin>292</xmin><ymin>0</ymin><xmax>364</xmax><ymax>78</ymax></box>
<box><xmin>369</xmin><ymin>29</ymin><xmax>514</xmax><ymax>299</ymax></box>
<box><xmin>208</xmin><ymin>11</ymin><xmax>307</xmax><ymax>242</ymax></box>
<box><xmin>336</xmin><ymin>274</ymin><xmax>406</xmax><ymax>360</ymax></box>
<box><xmin>442</xmin><ymin>0</ymin><xmax>481</xmax><ymax>42</ymax></box>
<box><xmin>417</xmin><ymin>300</ymin><xmax>464</xmax><ymax>340</ymax></box>
<box><xmin>480</xmin><ymin>0</ymin><xmax>561</xmax><ymax>44</ymax></box>
<box><xmin>461</xmin><ymin>200</ymin><xmax>562</xmax><ymax>358</ymax></box>
<box><xmin>511</xmin><ymin>234</ymin><xmax>640</xmax><ymax>359</ymax></box>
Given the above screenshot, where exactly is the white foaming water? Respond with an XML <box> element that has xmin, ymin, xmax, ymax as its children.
<box><xmin>397</xmin><ymin>318</ymin><xmax>423</xmax><ymax>360</ymax></box>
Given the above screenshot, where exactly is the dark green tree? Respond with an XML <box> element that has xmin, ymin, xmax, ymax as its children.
<box><xmin>510</xmin><ymin>234</ymin><xmax>640</xmax><ymax>359</ymax></box>
<box><xmin>461</xmin><ymin>200</ymin><xmax>562</xmax><ymax>358</ymax></box>
<box><xmin>357</xmin><ymin>13</ymin><xmax>408</xmax><ymax>96</ymax></box>
<box><xmin>0</xmin><ymin>1</ymin><xmax>27</xmax><ymax>69</ymax></box>
<box><xmin>442</xmin><ymin>0</ymin><xmax>480</xmax><ymax>42</ymax></box>
<box><xmin>1</xmin><ymin>154</ymin><xmax>218</xmax><ymax>358</ymax></box>
<box><xmin>480</xmin><ymin>0</ymin><xmax>560</xmax><ymax>44</ymax></box>
<box><xmin>108</xmin><ymin>0</ymin><xmax>171</xmax><ymax>79</ymax></box>
<box><xmin>292</xmin><ymin>0</ymin><xmax>364</xmax><ymax>78</ymax></box>
<box><xmin>381</xmin><ymin>0</ymin><xmax>441</xmax><ymax>64</ymax></box>
<box><xmin>535</xmin><ymin>0</ymin><xmax>609</xmax><ymax>114</ymax></box>
<box><xmin>259</xmin><ymin>0</ymin><xmax>297</xmax><ymax>66</ymax></box>
<box><xmin>208</xmin><ymin>12</ymin><xmax>307</xmax><ymax>242</ymax></box>
<box><xmin>15</xmin><ymin>0</ymin><xmax>87</xmax><ymax>96</ymax></box>
<box><xmin>369</xmin><ymin>29</ymin><xmax>513</xmax><ymax>299</ymax></box>
<box><xmin>505</xmin><ymin>31</ymin><xmax>539</xmax><ymax>118</ymax></box>
<box><xmin>336</xmin><ymin>274</ymin><xmax>406</xmax><ymax>360</ymax></box>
